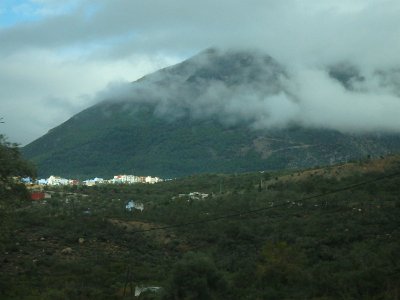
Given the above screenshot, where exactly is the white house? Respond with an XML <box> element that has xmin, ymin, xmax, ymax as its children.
<box><xmin>125</xmin><ymin>200</ymin><xmax>144</xmax><ymax>212</ymax></box>
<box><xmin>83</xmin><ymin>177</ymin><xmax>104</xmax><ymax>186</ymax></box>
<box><xmin>145</xmin><ymin>176</ymin><xmax>162</xmax><ymax>184</ymax></box>
<box><xmin>47</xmin><ymin>175</ymin><xmax>69</xmax><ymax>186</ymax></box>
<box><xmin>113</xmin><ymin>175</ymin><xmax>139</xmax><ymax>184</ymax></box>
<box><xmin>135</xmin><ymin>286</ymin><xmax>162</xmax><ymax>297</ymax></box>
<box><xmin>188</xmin><ymin>192</ymin><xmax>209</xmax><ymax>200</ymax></box>
<box><xmin>37</xmin><ymin>179</ymin><xmax>48</xmax><ymax>185</ymax></box>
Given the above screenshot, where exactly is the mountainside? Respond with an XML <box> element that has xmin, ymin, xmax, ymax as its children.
<box><xmin>3</xmin><ymin>155</ymin><xmax>400</xmax><ymax>298</ymax></box>
<box><xmin>23</xmin><ymin>49</ymin><xmax>400</xmax><ymax>179</ymax></box>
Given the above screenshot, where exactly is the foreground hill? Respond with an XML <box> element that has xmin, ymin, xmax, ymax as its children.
<box><xmin>1</xmin><ymin>156</ymin><xmax>399</xmax><ymax>299</ymax></box>
<box><xmin>23</xmin><ymin>49</ymin><xmax>400</xmax><ymax>178</ymax></box>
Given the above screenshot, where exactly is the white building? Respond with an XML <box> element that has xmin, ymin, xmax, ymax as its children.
<box><xmin>113</xmin><ymin>175</ymin><xmax>139</xmax><ymax>184</ymax></box>
<box><xmin>47</xmin><ymin>175</ymin><xmax>69</xmax><ymax>186</ymax></box>
<box><xmin>37</xmin><ymin>179</ymin><xmax>48</xmax><ymax>185</ymax></box>
<box><xmin>83</xmin><ymin>177</ymin><xmax>104</xmax><ymax>186</ymax></box>
<box><xmin>188</xmin><ymin>192</ymin><xmax>209</xmax><ymax>200</ymax></box>
<box><xmin>145</xmin><ymin>176</ymin><xmax>162</xmax><ymax>184</ymax></box>
<box><xmin>135</xmin><ymin>286</ymin><xmax>162</xmax><ymax>297</ymax></box>
<box><xmin>125</xmin><ymin>200</ymin><xmax>144</xmax><ymax>212</ymax></box>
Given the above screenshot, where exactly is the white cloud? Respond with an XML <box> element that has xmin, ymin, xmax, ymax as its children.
<box><xmin>291</xmin><ymin>69</ymin><xmax>400</xmax><ymax>132</ymax></box>
<box><xmin>95</xmin><ymin>49</ymin><xmax>400</xmax><ymax>134</ymax></box>
<box><xmin>0</xmin><ymin>49</ymin><xmax>178</xmax><ymax>144</ymax></box>
<box><xmin>1</xmin><ymin>0</ymin><xmax>400</xmax><ymax>144</ymax></box>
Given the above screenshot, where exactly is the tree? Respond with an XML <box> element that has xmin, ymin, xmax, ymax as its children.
<box><xmin>0</xmin><ymin>134</ymin><xmax>36</xmax><ymax>252</ymax></box>
<box><xmin>163</xmin><ymin>252</ymin><xmax>227</xmax><ymax>300</ymax></box>
<box><xmin>256</xmin><ymin>241</ymin><xmax>310</xmax><ymax>298</ymax></box>
<box><xmin>0</xmin><ymin>134</ymin><xmax>35</xmax><ymax>196</ymax></box>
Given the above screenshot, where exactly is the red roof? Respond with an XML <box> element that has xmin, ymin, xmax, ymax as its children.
<box><xmin>31</xmin><ymin>192</ymin><xmax>45</xmax><ymax>201</ymax></box>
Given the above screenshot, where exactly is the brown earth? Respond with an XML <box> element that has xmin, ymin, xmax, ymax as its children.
<box><xmin>271</xmin><ymin>154</ymin><xmax>400</xmax><ymax>185</ymax></box>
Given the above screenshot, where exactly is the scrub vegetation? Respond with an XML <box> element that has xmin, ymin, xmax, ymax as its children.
<box><xmin>2</xmin><ymin>143</ymin><xmax>400</xmax><ymax>299</ymax></box>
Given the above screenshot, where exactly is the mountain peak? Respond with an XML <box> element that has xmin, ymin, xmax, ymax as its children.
<box><xmin>22</xmin><ymin>49</ymin><xmax>400</xmax><ymax>178</ymax></box>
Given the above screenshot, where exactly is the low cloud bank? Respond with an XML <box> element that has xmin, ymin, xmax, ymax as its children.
<box><xmin>97</xmin><ymin>49</ymin><xmax>400</xmax><ymax>133</ymax></box>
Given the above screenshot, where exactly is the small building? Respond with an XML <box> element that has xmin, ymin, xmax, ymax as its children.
<box><xmin>31</xmin><ymin>192</ymin><xmax>45</xmax><ymax>201</ymax></box>
<box><xmin>47</xmin><ymin>175</ymin><xmax>69</xmax><ymax>186</ymax></box>
<box><xmin>188</xmin><ymin>192</ymin><xmax>209</xmax><ymax>200</ymax></box>
<box><xmin>125</xmin><ymin>200</ymin><xmax>144</xmax><ymax>212</ymax></box>
<box><xmin>68</xmin><ymin>179</ymin><xmax>80</xmax><ymax>185</ymax></box>
<box><xmin>113</xmin><ymin>175</ymin><xmax>140</xmax><ymax>184</ymax></box>
<box><xmin>135</xmin><ymin>286</ymin><xmax>162</xmax><ymax>297</ymax></box>
<box><xmin>145</xmin><ymin>176</ymin><xmax>162</xmax><ymax>184</ymax></box>
<box><xmin>37</xmin><ymin>179</ymin><xmax>48</xmax><ymax>185</ymax></box>
<box><xmin>30</xmin><ymin>191</ymin><xmax>51</xmax><ymax>200</ymax></box>
<box><xmin>21</xmin><ymin>177</ymin><xmax>32</xmax><ymax>184</ymax></box>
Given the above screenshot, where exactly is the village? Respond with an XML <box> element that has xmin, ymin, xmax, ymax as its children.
<box><xmin>23</xmin><ymin>174</ymin><xmax>163</xmax><ymax>187</ymax></box>
<box><xmin>24</xmin><ymin>174</ymin><xmax>212</xmax><ymax>205</ymax></box>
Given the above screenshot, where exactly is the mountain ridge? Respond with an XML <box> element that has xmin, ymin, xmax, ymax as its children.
<box><xmin>22</xmin><ymin>49</ymin><xmax>400</xmax><ymax>179</ymax></box>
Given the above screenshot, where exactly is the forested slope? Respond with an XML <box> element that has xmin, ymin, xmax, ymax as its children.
<box><xmin>1</xmin><ymin>156</ymin><xmax>399</xmax><ymax>299</ymax></box>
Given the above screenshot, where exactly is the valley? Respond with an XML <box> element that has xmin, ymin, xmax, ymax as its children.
<box><xmin>1</xmin><ymin>155</ymin><xmax>399</xmax><ymax>299</ymax></box>
<box><xmin>3</xmin><ymin>2</ymin><xmax>400</xmax><ymax>299</ymax></box>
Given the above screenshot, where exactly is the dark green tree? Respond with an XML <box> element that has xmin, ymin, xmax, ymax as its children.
<box><xmin>0</xmin><ymin>134</ymin><xmax>36</xmax><ymax>252</ymax></box>
<box><xmin>163</xmin><ymin>252</ymin><xmax>227</xmax><ymax>300</ymax></box>
<box><xmin>0</xmin><ymin>134</ymin><xmax>36</xmax><ymax>194</ymax></box>
<box><xmin>256</xmin><ymin>241</ymin><xmax>310</xmax><ymax>298</ymax></box>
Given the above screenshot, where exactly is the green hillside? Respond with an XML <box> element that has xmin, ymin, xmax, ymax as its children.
<box><xmin>1</xmin><ymin>156</ymin><xmax>399</xmax><ymax>299</ymax></box>
<box><xmin>23</xmin><ymin>98</ymin><xmax>400</xmax><ymax>179</ymax></box>
<box><xmin>22</xmin><ymin>49</ymin><xmax>400</xmax><ymax>179</ymax></box>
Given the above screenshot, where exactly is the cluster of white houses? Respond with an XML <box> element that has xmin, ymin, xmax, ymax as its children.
<box><xmin>30</xmin><ymin>174</ymin><xmax>163</xmax><ymax>186</ymax></box>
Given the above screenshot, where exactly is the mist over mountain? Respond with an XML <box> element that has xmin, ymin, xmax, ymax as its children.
<box><xmin>96</xmin><ymin>48</ymin><xmax>400</xmax><ymax>133</ymax></box>
<box><xmin>97</xmin><ymin>49</ymin><xmax>288</xmax><ymax>127</ymax></box>
<box><xmin>23</xmin><ymin>49</ymin><xmax>400</xmax><ymax>178</ymax></box>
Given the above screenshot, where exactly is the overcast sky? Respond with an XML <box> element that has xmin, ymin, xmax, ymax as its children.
<box><xmin>1</xmin><ymin>0</ymin><xmax>400</xmax><ymax>145</ymax></box>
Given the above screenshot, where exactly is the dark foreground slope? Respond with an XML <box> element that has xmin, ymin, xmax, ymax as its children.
<box><xmin>1</xmin><ymin>156</ymin><xmax>399</xmax><ymax>299</ymax></box>
<box><xmin>23</xmin><ymin>49</ymin><xmax>400</xmax><ymax>178</ymax></box>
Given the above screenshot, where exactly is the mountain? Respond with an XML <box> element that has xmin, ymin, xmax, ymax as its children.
<box><xmin>23</xmin><ymin>49</ymin><xmax>400</xmax><ymax>179</ymax></box>
<box><xmin>4</xmin><ymin>154</ymin><xmax>400</xmax><ymax>298</ymax></box>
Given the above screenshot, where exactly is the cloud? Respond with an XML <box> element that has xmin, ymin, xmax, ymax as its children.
<box><xmin>0</xmin><ymin>49</ymin><xmax>177</xmax><ymax>144</ymax></box>
<box><xmin>292</xmin><ymin>69</ymin><xmax>400</xmax><ymax>132</ymax></box>
<box><xmin>1</xmin><ymin>0</ymin><xmax>400</xmax><ymax>143</ymax></box>
<box><xmin>96</xmin><ymin>49</ymin><xmax>400</xmax><ymax>134</ymax></box>
<box><xmin>3</xmin><ymin>0</ymin><xmax>400</xmax><ymax>64</ymax></box>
